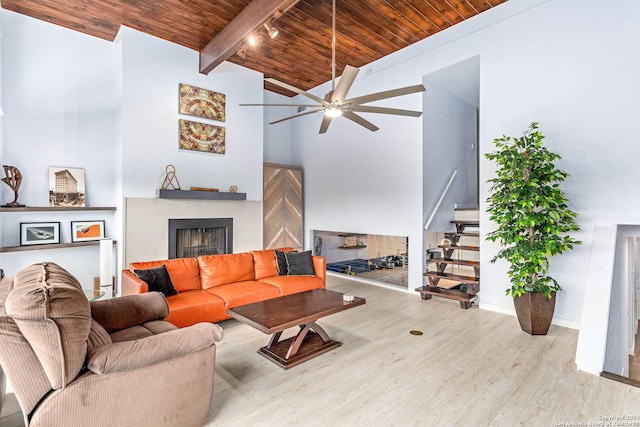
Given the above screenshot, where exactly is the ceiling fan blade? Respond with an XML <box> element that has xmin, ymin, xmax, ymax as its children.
<box><xmin>319</xmin><ymin>114</ymin><xmax>333</xmax><ymax>134</ymax></box>
<box><xmin>269</xmin><ymin>108</ymin><xmax>324</xmax><ymax>125</ymax></box>
<box><xmin>342</xmin><ymin>111</ymin><xmax>379</xmax><ymax>132</ymax></box>
<box><xmin>265</xmin><ymin>78</ymin><xmax>327</xmax><ymax>104</ymax></box>
<box><xmin>331</xmin><ymin>65</ymin><xmax>359</xmax><ymax>103</ymax></box>
<box><xmin>240</xmin><ymin>103</ymin><xmax>322</xmax><ymax>107</ymax></box>
<box><xmin>350</xmin><ymin>105</ymin><xmax>423</xmax><ymax>117</ymax></box>
<box><xmin>346</xmin><ymin>84</ymin><xmax>426</xmax><ymax>106</ymax></box>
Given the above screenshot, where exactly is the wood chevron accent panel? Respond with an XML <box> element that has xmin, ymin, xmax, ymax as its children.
<box><xmin>263</xmin><ymin>164</ymin><xmax>303</xmax><ymax>250</ymax></box>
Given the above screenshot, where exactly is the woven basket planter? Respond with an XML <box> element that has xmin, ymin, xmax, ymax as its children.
<box><xmin>513</xmin><ymin>292</ymin><xmax>556</xmax><ymax>335</ymax></box>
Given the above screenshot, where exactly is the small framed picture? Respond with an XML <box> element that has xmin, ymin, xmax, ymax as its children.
<box><xmin>20</xmin><ymin>222</ymin><xmax>61</xmax><ymax>246</ymax></box>
<box><xmin>70</xmin><ymin>220</ymin><xmax>105</xmax><ymax>242</ymax></box>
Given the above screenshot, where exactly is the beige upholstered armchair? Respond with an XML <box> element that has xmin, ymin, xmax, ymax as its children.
<box><xmin>0</xmin><ymin>262</ymin><xmax>223</xmax><ymax>427</ymax></box>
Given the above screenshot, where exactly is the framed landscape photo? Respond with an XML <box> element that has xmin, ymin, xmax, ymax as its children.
<box><xmin>71</xmin><ymin>220</ymin><xmax>105</xmax><ymax>242</ymax></box>
<box><xmin>20</xmin><ymin>222</ymin><xmax>61</xmax><ymax>246</ymax></box>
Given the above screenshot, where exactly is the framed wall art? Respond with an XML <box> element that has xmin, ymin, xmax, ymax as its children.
<box><xmin>49</xmin><ymin>167</ymin><xmax>86</xmax><ymax>207</ymax></box>
<box><xmin>179</xmin><ymin>83</ymin><xmax>226</xmax><ymax>122</ymax></box>
<box><xmin>20</xmin><ymin>222</ymin><xmax>61</xmax><ymax>246</ymax></box>
<box><xmin>179</xmin><ymin>119</ymin><xmax>225</xmax><ymax>154</ymax></box>
<box><xmin>71</xmin><ymin>220</ymin><xmax>105</xmax><ymax>242</ymax></box>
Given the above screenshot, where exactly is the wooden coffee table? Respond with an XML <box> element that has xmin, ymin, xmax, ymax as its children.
<box><xmin>227</xmin><ymin>289</ymin><xmax>365</xmax><ymax>369</ymax></box>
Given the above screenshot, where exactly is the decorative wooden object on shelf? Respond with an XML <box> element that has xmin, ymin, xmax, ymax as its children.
<box><xmin>156</xmin><ymin>189</ymin><xmax>246</xmax><ymax>200</ymax></box>
<box><xmin>160</xmin><ymin>164</ymin><xmax>181</xmax><ymax>190</ymax></box>
<box><xmin>189</xmin><ymin>186</ymin><xmax>219</xmax><ymax>192</ymax></box>
<box><xmin>1</xmin><ymin>165</ymin><xmax>25</xmax><ymax>207</ymax></box>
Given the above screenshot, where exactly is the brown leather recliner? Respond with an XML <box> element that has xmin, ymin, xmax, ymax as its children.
<box><xmin>0</xmin><ymin>262</ymin><xmax>223</xmax><ymax>427</ymax></box>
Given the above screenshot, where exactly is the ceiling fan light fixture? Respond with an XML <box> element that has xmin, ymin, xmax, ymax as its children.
<box><xmin>324</xmin><ymin>106</ymin><xmax>342</xmax><ymax>118</ymax></box>
<box><xmin>264</xmin><ymin>22</ymin><xmax>279</xmax><ymax>39</ymax></box>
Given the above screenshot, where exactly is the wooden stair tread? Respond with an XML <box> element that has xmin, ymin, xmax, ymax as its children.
<box><xmin>415</xmin><ymin>286</ymin><xmax>478</xmax><ymax>303</ymax></box>
<box><xmin>423</xmin><ymin>271</ymin><xmax>479</xmax><ymax>284</ymax></box>
<box><xmin>444</xmin><ymin>231</ymin><xmax>479</xmax><ymax>238</ymax></box>
<box><xmin>428</xmin><ymin>259</ymin><xmax>479</xmax><ymax>267</ymax></box>
<box><xmin>450</xmin><ymin>220</ymin><xmax>479</xmax><ymax>225</ymax></box>
<box><xmin>439</xmin><ymin>244</ymin><xmax>479</xmax><ymax>251</ymax></box>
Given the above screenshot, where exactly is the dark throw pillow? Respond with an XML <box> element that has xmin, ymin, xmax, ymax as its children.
<box><xmin>133</xmin><ymin>265</ymin><xmax>177</xmax><ymax>297</ymax></box>
<box><xmin>275</xmin><ymin>250</ymin><xmax>289</xmax><ymax>276</ymax></box>
<box><xmin>284</xmin><ymin>250</ymin><xmax>316</xmax><ymax>276</ymax></box>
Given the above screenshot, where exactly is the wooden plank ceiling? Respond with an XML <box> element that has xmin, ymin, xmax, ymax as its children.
<box><xmin>2</xmin><ymin>0</ymin><xmax>507</xmax><ymax>96</ymax></box>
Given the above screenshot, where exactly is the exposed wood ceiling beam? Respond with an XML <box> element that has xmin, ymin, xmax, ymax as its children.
<box><xmin>200</xmin><ymin>0</ymin><xmax>300</xmax><ymax>75</ymax></box>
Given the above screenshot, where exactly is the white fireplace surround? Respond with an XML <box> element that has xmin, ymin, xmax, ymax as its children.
<box><xmin>123</xmin><ymin>198</ymin><xmax>262</xmax><ymax>266</ymax></box>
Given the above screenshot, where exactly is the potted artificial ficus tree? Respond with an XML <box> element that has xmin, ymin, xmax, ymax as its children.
<box><xmin>485</xmin><ymin>122</ymin><xmax>580</xmax><ymax>335</ymax></box>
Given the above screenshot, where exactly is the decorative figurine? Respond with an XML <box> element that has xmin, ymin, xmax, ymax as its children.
<box><xmin>1</xmin><ymin>165</ymin><xmax>25</xmax><ymax>207</ymax></box>
<box><xmin>229</xmin><ymin>185</ymin><xmax>238</xmax><ymax>193</ymax></box>
<box><xmin>161</xmin><ymin>164</ymin><xmax>181</xmax><ymax>190</ymax></box>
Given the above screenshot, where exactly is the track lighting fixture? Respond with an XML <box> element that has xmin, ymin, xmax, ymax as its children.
<box><xmin>264</xmin><ymin>22</ymin><xmax>279</xmax><ymax>39</ymax></box>
<box><xmin>248</xmin><ymin>33</ymin><xmax>263</xmax><ymax>46</ymax></box>
<box><xmin>237</xmin><ymin>43</ymin><xmax>247</xmax><ymax>59</ymax></box>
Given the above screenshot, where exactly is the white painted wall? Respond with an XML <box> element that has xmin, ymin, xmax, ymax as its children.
<box><xmin>266</xmin><ymin>0</ymin><xmax>640</xmax><ymax>329</ymax></box>
<box><xmin>263</xmin><ymin>91</ymin><xmax>293</xmax><ymax>164</ymax></box>
<box><xmin>119</xmin><ymin>27</ymin><xmax>264</xmax><ymax>200</ymax></box>
<box><xmin>477</xmin><ymin>0</ymin><xmax>640</xmax><ymax>326</ymax></box>
<box><xmin>0</xmin><ymin>11</ymin><xmax>265</xmax><ymax>286</ymax></box>
<box><xmin>288</xmin><ymin>61</ymin><xmax>425</xmax><ymax>290</ymax></box>
<box><xmin>0</xmin><ymin>9</ymin><xmax>120</xmax><ymax>285</ymax></box>
<box><xmin>423</xmin><ymin>81</ymin><xmax>478</xmax><ymax>233</ymax></box>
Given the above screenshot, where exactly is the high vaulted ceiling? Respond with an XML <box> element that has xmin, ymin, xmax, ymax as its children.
<box><xmin>2</xmin><ymin>0</ymin><xmax>507</xmax><ymax>96</ymax></box>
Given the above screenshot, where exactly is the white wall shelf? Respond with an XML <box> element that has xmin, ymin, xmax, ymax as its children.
<box><xmin>0</xmin><ymin>207</ymin><xmax>116</xmax><ymax>212</ymax></box>
<box><xmin>0</xmin><ymin>240</ymin><xmax>117</xmax><ymax>253</ymax></box>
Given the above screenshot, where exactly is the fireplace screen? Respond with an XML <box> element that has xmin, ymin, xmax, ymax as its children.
<box><xmin>169</xmin><ymin>218</ymin><xmax>233</xmax><ymax>259</ymax></box>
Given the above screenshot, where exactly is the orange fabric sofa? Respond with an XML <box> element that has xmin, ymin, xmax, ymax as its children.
<box><xmin>121</xmin><ymin>249</ymin><xmax>326</xmax><ymax>328</ymax></box>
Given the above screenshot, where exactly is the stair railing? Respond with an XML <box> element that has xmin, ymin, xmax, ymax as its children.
<box><xmin>424</xmin><ymin>170</ymin><xmax>457</xmax><ymax>230</ymax></box>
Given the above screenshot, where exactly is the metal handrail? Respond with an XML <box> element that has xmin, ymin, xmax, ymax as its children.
<box><xmin>424</xmin><ymin>170</ymin><xmax>457</xmax><ymax>230</ymax></box>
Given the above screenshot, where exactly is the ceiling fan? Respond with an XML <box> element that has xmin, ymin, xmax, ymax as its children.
<box><xmin>240</xmin><ymin>0</ymin><xmax>426</xmax><ymax>134</ymax></box>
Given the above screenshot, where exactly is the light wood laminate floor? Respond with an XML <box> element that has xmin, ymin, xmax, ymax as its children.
<box><xmin>3</xmin><ymin>276</ymin><xmax>640</xmax><ymax>426</ymax></box>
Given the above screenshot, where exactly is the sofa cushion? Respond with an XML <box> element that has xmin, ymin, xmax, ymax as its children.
<box><xmin>5</xmin><ymin>262</ymin><xmax>91</xmax><ymax>390</ymax></box>
<box><xmin>275</xmin><ymin>250</ymin><xmax>289</xmax><ymax>276</ymax></box>
<box><xmin>87</xmin><ymin>319</ymin><xmax>112</xmax><ymax>353</ymax></box>
<box><xmin>205</xmin><ymin>281</ymin><xmax>280</xmax><ymax>308</ymax></box>
<box><xmin>164</xmin><ymin>290</ymin><xmax>227</xmax><ymax>328</ymax></box>
<box><xmin>252</xmin><ymin>249</ymin><xmax>279</xmax><ymax>280</ymax></box>
<box><xmin>109</xmin><ymin>325</ymin><xmax>156</xmax><ymax>342</ymax></box>
<box><xmin>252</xmin><ymin>248</ymin><xmax>296</xmax><ymax>280</ymax></box>
<box><xmin>129</xmin><ymin>258</ymin><xmax>201</xmax><ymax>293</ymax></box>
<box><xmin>91</xmin><ymin>292</ymin><xmax>169</xmax><ymax>333</ymax></box>
<box><xmin>133</xmin><ymin>265</ymin><xmax>178</xmax><ymax>297</ymax></box>
<box><xmin>198</xmin><ymin>253</ymin><xmax>255</xmax><ymax>289</ymax></box>
<box><xmin>284</xmin><ymin>250</ymin><xmax>316</xmax><ymax>276</ymax></box>
<box><xmin>258</xmin><ymin>275</ymin><xmax>325</xmax><ymax>296</ymax></box>
<box><xmin>109</xmin><ymin>320</ymin><xmax>178</xmax><ymax>343</ymax></box>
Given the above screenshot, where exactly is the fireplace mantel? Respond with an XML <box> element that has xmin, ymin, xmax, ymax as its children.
<box><xmin>124</xmin><ymin>197</ymin><xmax>261</xmax><ymax>266</ymax></box>
<box><xmin>156</xmin><ymin>189</ymin><xmax>246</xmax><ymax>200</ymax></box>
